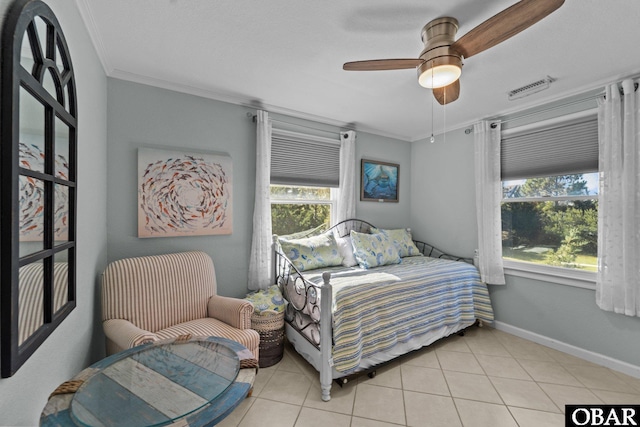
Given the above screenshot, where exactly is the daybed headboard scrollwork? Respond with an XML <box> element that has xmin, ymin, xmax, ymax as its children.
<box><xmin>327</xmin><ymin>219</ymin><xmax>374</xmax><ymax>238</ymax></box>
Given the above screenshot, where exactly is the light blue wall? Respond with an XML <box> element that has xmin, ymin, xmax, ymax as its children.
<box><xmin>0</xmin><ymin>1</ymin><xmax>109</xmax><ymax>425</ymax></box>
<box><xmin>409</xmin><ymin>124</ymin><xmax>640</xmax><ymax>369</ymax></box>
<box><xmin>106</xmin><ymin>79</ymin><xmax>411</xmax><ymax>298</ymax></box>
<box><xmin>107</xmin><ymin>79</ymin><xmax>257</xmax><ymax>298</ymax></box>
<box><xmin>410</xmin><ymin>128</ymin><xmax>477</xmax><ymax>257</ymax></box>
<box><xmin>354</xmin><ymin>132</ymin><xmax>412</xmax><ymax>228</ymax></box>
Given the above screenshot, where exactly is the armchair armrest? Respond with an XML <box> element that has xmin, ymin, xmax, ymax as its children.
<box><xmin>208</xmin><ymin>295</ymin><xmax>253</xmax><ymax>330</ymax></box>
<box><xmin>103</xmin><ymin>318</ymin><xmax>159</xmax><ymax>350</ymax></box>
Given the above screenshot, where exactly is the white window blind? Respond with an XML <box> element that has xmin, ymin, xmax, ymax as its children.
<box><xmin>501</xmin><ymin>112</ymin><xmax>598</xmax><ymax>180</ymax></box>
<box><xmin>271</xmin><ymin>128</ymin><xmax>340</xmax><ymax>187</ymax></box>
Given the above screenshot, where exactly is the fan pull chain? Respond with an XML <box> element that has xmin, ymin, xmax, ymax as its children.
<box><xmin>430</xmin><ymin>96</ymin><xmax>435</xmax><ymax>143</ymax></box>
<box><xmin>443</xmin><ymin>89</ymin><xmax>446</xmax><ymax>145</ymax></box>
<box><xmin>430</xmin><ymin>63</ymin><xmax>435</xmax><ymax>143</ymax></box>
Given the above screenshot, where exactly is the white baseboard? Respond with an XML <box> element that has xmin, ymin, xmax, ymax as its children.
<box><xmin>493</xmin><ymin>321</ymin><xmax>640</xmax><ymax>379</ymax></box>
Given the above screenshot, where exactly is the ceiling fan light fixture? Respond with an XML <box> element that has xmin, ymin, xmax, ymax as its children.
<box><xmin>417</xmin><ymin>56</ymin><xmax>462</xmax><ymax>89</ymax></box>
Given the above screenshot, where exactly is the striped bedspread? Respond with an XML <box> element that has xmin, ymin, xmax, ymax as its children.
<box><xmin>299</xmin><ymin>256</ymin><xmax>494</xmax><ymax>374</ymax></box>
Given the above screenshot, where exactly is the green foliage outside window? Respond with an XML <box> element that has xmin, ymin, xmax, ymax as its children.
<box><xmin>271</xmin><ymin>203</ymin><xmax>330</xmax><ymax>236</ymax></box>
<box><xmin>270</xmin><ymin>185</ymin><xmax>331</xmax><ymax>236</ymax></box>
<box><xmin>502</xmin><ymin>174</ymin><xmax>598</xmax><ymax>271</ymax></box>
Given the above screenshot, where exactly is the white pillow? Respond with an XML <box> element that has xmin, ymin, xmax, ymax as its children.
<box><xmin>336</xmin><ymin>236</ymin><xmax>358</xmax><ymax>267</ymax></box>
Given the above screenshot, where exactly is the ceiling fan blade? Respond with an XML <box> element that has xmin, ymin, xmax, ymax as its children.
<box><xmin>433</xmin><ymin>80</ymin><xmax>460</xmax><ymax>105</ymax></box>
<box><xmin>343</xmin><ymin>58</ymin><xmax>424</xmax><ymax>71</ymax></box>
<box><xmin>451</xmin><ymin>0</ymin><xmax>564</xmax><ymax>59</ymax></box>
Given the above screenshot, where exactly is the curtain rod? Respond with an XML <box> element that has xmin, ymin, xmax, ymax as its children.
<box><xmin>248</xmin><ymin>112</ymin><xmax>345</xmax><ymax>137</ymax></box>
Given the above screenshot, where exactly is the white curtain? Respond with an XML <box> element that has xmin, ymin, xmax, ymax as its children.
<box><xmin>596</xmin><ymin>79</ymin><xmax>640</xmax><ymax>316</ymax></box>
<box><xmin>248</xmin><ymin>110</ymin><xmax>273</xmax><ymax>291</ymax></box>
<box><xmin>474</xmin><ymin>121</ymin><xmax>506</xmax><ymax>285</ymax></box>
<box><xmin>336</xmin><ymin>130</ymin><xmax>356</xmax><ymax>222</ymax></box>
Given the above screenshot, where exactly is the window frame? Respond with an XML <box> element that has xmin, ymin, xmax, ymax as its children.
<box><xmin>269</xmin><ymin>127</ymin><xmax>342</xmax><ymax>236</ymax></box>
<box><xmin>501</xmin><ymin>183</ymin><xmax>598</xmax><ymax>288</ymax></box>
<box><xmin>503</xmin><ymin>259</ymin><xmax>596</xmax><ymax>290</ymax></box>
<box><xmin>499</xmin><ymin>111</ymin><xmax>599</xmax><ymax>289</ymax></box>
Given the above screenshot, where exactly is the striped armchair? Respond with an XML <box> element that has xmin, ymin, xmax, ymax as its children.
<box><xmin>101</xmin><ymin>251</ymin><xmax>260</xmax><ymax>358</ymax></box>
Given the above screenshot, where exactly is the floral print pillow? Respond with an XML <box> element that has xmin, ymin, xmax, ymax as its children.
<box><xmin>245</xmin><ymin>285</ymin><xmax>286</xmax><ymax>313</ymax></box>
<box><xmin>350</xmin><ymin>230</ymin><xmax>401</xmax><ymax>269</ymax></box>
<box><xmin>371</xmin><ymin>227</ymin><xmax>422</xmax><ymax>257</ymax></box>
<box><xmin>279</xmin><ymin>233</ymin><xmax>343</xmax><ymax>272</ymax></box>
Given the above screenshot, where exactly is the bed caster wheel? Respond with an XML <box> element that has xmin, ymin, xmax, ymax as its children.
<box><xmin>368</xmin><ymin>371</ymin><xmax>376</xmax><ymax>379</ymax></box>
<box><xmin>342</xmin><ymin>378</ymin><xmax>348</xmax><ymax>385</ymax></box>
<box><xmin>457</xmin><ymin>331</ymin><xmax>465</xmax><ymax>337</ymax></box>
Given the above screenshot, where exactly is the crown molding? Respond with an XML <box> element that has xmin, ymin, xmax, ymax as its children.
<box><xmin>108</xmin><ymin>68</ymin><xmax>414</xmax><ymax>142</ymax></box>
<box><xmin>74</xmin><ymin>0</ymin><xmax>113</xmax><ymax>74</ymax></box>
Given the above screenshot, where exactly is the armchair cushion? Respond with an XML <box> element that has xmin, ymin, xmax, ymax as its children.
<box><xmin>208</xmin><ymin>295</ymin><xmax>254</xmax><ymax>330</ymax></box>
<box><xmin>155</xmin><ymin>318</ymin><xmax>259</xmax><ymax>353</ymax></box>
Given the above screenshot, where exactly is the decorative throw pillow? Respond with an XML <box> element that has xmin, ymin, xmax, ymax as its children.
<box><xmin>372</xmin><ymin>227</ymin><xmax>422</xmax><ymax>257</ymax></box>
<box><xmin>336</xmin><ymin>235</ymin><xmax>358</xmax><ymax>267</ymax></box>
<box><xmin>245</xmin><ymin>285</ymin><xmax>286</xmax><ymax>313</ymax></box>
<box><xmin>279</xmin><ymin>232</ymin><xmax>343</xmax><ymax>272</ymax></box>
<box><xmin>350</xmin><ymin>230</ymin><xmax>401</xmax><ymax>269</ymax></box>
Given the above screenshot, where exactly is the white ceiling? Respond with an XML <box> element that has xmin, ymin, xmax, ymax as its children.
<box><xmin>75</xmin><ymin>0</ymin><xmax>640</xmax><ymax>141</ymax></box>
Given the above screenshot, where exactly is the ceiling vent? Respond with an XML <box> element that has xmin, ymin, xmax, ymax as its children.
<box><xmin>508</xmin><ymin>76</ymin><xmax>555</xmax><ymax>101</ymax></box>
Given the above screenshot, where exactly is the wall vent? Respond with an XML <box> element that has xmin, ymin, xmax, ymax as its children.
<box><xmin>508</xmin><ymin>76</ymin><xmax>555</xmax><ymax>101</ymax></box>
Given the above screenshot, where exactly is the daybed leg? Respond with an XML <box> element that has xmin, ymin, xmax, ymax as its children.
<box><xmin>320</xmin><ymin>272</ymin><xmax>333</xmax><ymax>402</ymax></box>
<box><xmin>478</xmin><ymin>319</ymin><xmax>484</xmax><ymax>328</ymax></box>
<box><xmin>321</xmin><ymin>380</ymin><xmax>332</xmax><ymax>401</ymax></box>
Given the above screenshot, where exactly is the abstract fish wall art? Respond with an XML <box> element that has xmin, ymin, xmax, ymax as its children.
<box><xmin>137</xmin><ymin>148</ymin><xmax>233</xmax><ymax>238</ymax></box>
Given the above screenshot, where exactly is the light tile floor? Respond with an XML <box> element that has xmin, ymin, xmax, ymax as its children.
<box><xmin>219</xmin><ymin>326</ymin><xmax>640</xmax><ymax>427</ymax></box>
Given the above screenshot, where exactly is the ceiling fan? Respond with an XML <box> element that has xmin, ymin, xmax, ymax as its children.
<box><xmin>343</xmin><ymin>0</ymin><xmax>565</xmax><ymax>105</ymax></box>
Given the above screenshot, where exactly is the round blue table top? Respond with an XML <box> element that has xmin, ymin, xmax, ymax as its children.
<box><xmin>40</xmin><ymin>336</ymin><xmax>256</xmax><ymax>427</ymax></box>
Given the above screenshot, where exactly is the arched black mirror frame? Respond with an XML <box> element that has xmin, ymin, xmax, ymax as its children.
<box><xmin>1</xmin><ymin>0</ymin><xmax>77</xmax><ymax>377</ymax></box>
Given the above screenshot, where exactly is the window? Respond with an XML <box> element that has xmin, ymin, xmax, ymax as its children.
<box><xmin>270</xmin><ymin>185</ymin><xmax>334</xmax><ymax>236</ymax></box>
<box><xmin>500</xmin><ymin>112</ymin><xmax>598</xmax><ymax>274</ymax></box>
<box><xmin>1</xmin><ymin>0</ymin><xmax>78</xmax><ymax>377</ymax></box>
<box><xmin>270</xmin><ymin>128</ymin><xmax>340</xmax><ymax>236</ymax></box>
<box><xmin>502</xmin><ymin>173</ymin><xmax>598</xmax><ymax>271</ymax></box>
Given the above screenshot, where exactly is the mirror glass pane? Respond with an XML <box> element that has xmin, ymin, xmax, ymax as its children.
<box><xmin>20</xmin><ymin>26</ymin><xmax>34</xmax><ymax>73</ymax></box>
<box><xmin>19</xmin><ymin>88</ymin><xmax>45</xmax><ymax>173</ymax></box>
<box><xmin>42</xmin><ymin>68</ymin><xmax>58</xmax><ymax>101</ymax></box>
<box><xmin>54</xmin><ymin>183</ymin><xmax>69</xmax><ymax>244</ymax></box>
<box><xmin>18</xmin><ymin>260</ymin><xmax>44</xmax><ymax>346</ymax></box>
<box><xmin>53</xmin><ymin>252</ymin><xmax>69</xmax><ymax>313</ymax></box>
<box><xmin>55</xmin><ymin>117</ymin><xmax>69</xmax><ymax>180</ymax></box>
<box><xmin>34</xmin><ymin>16</ymin><xmax>48</xmax><ymax>54</ymax></box>
<box><xmin>19</xmin><ymin>176</ymin><xmax>45</xmax><ymax>256</ymax></box>
<box><xmin>55</xmin><ymin>37</ymin><xmax>66</xmax><ymax>73</ymax></box>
